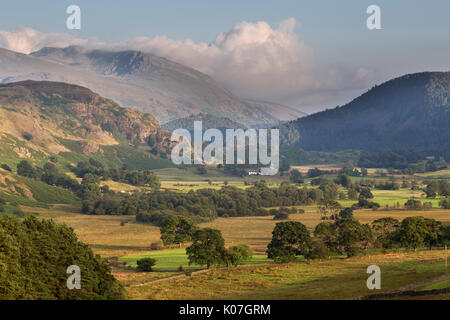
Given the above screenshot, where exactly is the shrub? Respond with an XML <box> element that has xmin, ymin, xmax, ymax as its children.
<box><xmin>222</xmin><ymin>244</ymin><xmax>253</xmax><ymax>267</ymax></box>
<box><xmin>150</xmin><ymin>241</ymin><xmax>164</xmax><ymax>251</ymax></box>
<box><xmin>306</xmin><ymin>239</ymin><xmax>329</xmax><ymax>260</ymax></box>
<box><xmin>17</xmin><ymin>160</ymin><xmax>37</xmax><ymax>178</ymax></box>
<box><xmin>22</xmin><ymin>132</ymin><xmax>33</xmax><ymax>141</ymax></box>
<box><xmin>404</xmin><ymin>199</ymin><xmax>422</xmax><ymax>210</ymax></box>
<box><xmin>273</xmin><ymin>212</ymin><xmax>289</xmax><ymax>220</ymax></box>
<box><xmin>422</xmin><ymin>202</ymin><xmax>433</xmax><ymax>210</ymax></box>
<box><xmin>0</xmin><ymin>164</ymin><xmax>11</xmax><ymax>171</ymax></box>
<box><xmin>49</xmin><ymin>156</ymin><xmax>58</xmax><ymax>163</ymax></box>
<box><xmin>352</xmin><ymin>197</ymin><xmax>380</xmax><ymax>209</ymax></box>
<box><xmin>136</xmin><ymin>258</ymin><xmax>156</xmax><ymax>272</ymax></box>
<box><xmin>13</xmin><ymin>207</ymin><xmax>25</xmax><ymax>217</ymax></box>
<box><xmin>440</xmin><ymin>198</ymin><xmax>450</xmax><ymax>209</ymax></box>
<box><xmin>339</xmin><ymin>207</ymin><xmax>354</xmax><ymax>219</ymax></box>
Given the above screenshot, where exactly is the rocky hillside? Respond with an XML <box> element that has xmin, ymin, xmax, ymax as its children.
<box><xmin>0</xmin><ymin>80</ymin><xmax>173</xmax><ymax>169</ymax></box>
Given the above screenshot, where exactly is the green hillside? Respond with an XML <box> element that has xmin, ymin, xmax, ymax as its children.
<box><xmin>280</xmin><ymin>72</ymin><xmax>450</xmax><ymax>155</ymax></box>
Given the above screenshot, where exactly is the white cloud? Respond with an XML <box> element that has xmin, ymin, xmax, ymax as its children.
<box><xmin>0</xmin><ymin>20</ymin><xmax>374</xmax><ymax>111</ymax></box>
<box><xmin>0</xmin><ymin>26</ymin><xmax>91</xmax><ymax>54</ymax></box>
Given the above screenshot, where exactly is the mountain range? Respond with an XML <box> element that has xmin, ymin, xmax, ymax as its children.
<box><xmin>0</xmin><ymin>46</ymin><xmax>304</xmax><ymax>126</ymax></box>
<box><xmin>1</xmin><ymin>44</ymin><xmax>449</xmax><ymax>160</ymax></box>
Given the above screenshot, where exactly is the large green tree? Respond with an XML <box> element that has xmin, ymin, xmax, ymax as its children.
<box><xmin>79</xmin><ymin>174</ymin><xmax>101</xmax><ymax>200</ymax></box>
<box><xmin>314</xmin><ymin>222</ymin><xmax>338</xmax><ymax>258</ymax></box>
<box><xmin>371</xmin><ymin>217</ymin><xmax>400</xmax><ymax>248</ymax></box>
<box><xmin>266</xmin><ymin>221</ymin><xmax>311</xmax><ymax>262</ymax></box>
<box><xmin>424</xmin><ymin>218</ymin><xmax>442</xmax><ymax>250</ymax></box>
<box><xmin>334</xmin><ymin>218</ymin><xmax>372</xmax><ymax>257</ymax></box>
<box><xmin>398</xmin><ymin>216</ymin><xmax>430</xmax><ymax>251</ymax></box>
<box><xmin>186</xmin><ymin>228</ymin><xmax>225</xmax><ymax>268</ymax></box>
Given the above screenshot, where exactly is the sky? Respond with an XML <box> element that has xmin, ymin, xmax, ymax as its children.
<box><xmin>0</xmin><ymin>0</ymin><xmax>449</xmax><ymax>113</ymax></box>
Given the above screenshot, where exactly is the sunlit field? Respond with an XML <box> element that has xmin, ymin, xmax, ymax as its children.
<box><xmin>23</xmin><ymin>166</ymin><xmax>450</xmax><ymax>300</ymax></box>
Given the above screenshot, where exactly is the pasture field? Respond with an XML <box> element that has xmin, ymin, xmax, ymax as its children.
<box><xmin>290</xmin><ymin>164</ymin><xmax>344</xmax><ymax>174</ymax></box>
<box><xmin>154</xmin><ymin>167</ymin><xmax>285</xmax><ymax>191</ymax></box>
<box><xmin>124</xmin><ymin>250</ymin><xmax>449</xmax><ymax>300</ymax></box>
<box><xmin>18</xmin><ymin>166</ymin><xmax>450</xmax><ymax>300</ymax></box>
<box><xmin>415</xmin><ymin>169</ymin><xmax>450</xmax><ymax>179</ymax></box>
<box><xmin>121</xmin><ymin>248</ymin><xmax>270</xmax><ymax>271</ymax></box>
<box><xmin>33</xmin><ymin>205</ymin><xmax>161</xmax><ymax>257</ymax></box>
<box><xmin>29</xmin><ymin>203</ymin><xmax>450</xmax><ymax>258</ymax></box>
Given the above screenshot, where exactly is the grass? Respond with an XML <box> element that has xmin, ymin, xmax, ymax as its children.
<box><xmin>121</xmin><ymin>248</ymin><xmax>270</xmax><ymax>271</ymax></box>
<box><xmin>9</xmin><ymin>165</ymin><xmax>450</xmax><ymax>300</ymax></box>
<box><xmin>32</xmin><ymin>205</ymin><xmax>162</xmax><ymax>257</ymax></box>
<box><xmin>125</xmin><ymin>250</ymin><xmax>450</xmax><ymax>300</ymax></box>
<box><xmin>121</xmin><ymin>248</ymin><xmax>203</xmax><ymax>271</ymax></box>
<box><xmin>415</xmin><ymin>169</ymin><xmax>450</xmax><ymax>179</ymax></box>
<box><xmin>0</xmin><ymin>191</ymin><xmax>50</xmax><ymax>208</ymax></box>
<box><xmin>421</xmin><ymin>278</ymin><xmax>450</xmax><ymax>290</ymax></box>
<box><xmin>28</xmin><ymin>203</ymin><xmax>450</xmax><ymax>259</ymax></box>
<box><xmin>14</xmin><ymin>174</ymin><xmax>450</xmax><ymax>300</ymax></box>
<box><xmin>154</xmin><ymin>167</ymin><xmax>284</xmax><ymax>191</ymax></box>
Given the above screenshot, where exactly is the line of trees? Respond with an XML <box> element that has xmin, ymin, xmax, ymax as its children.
<box><xmin>15</xmin><ymin>158</ymin><xmax>161</xmax><ymax>201</ymax></box>
<box><xmin>83</xmin><ymin>182</ymin><xmax>333</xmax><ymax>226</ymax></box>
<box><xmin>425</xmin><ymin>180</ymin><xmax>450</xmax><ymax>198</ymax></box>
<box><xmin>71</xmin><ymin>159</ymin><xmax>160</xmax><ymax>189</ymax></box>
<box><xmin>358</xmin><ymin>149</ymin><xmax>447</xmax><ymax>173</ymax></box>
<box><xmin>17</xmin><ymin>160</ymin><xmax>81</xmax><ymax>193</ymax></box>
<box><xmin>266</xmin><ymin>216</ymin><xmax>450</xmax><ymax>262</ymax></box>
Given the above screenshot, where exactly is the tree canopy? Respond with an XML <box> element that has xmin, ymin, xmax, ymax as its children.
<box><xmin>0</xmin><ymin>216</ymin><xmax>123</xmax><ymax>299</ymax></box>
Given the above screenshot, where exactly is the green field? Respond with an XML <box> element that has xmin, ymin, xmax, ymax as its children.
<box><xmin>121</xmin><ymin>248</ymin><xmax>270</xmax><ymax>271</ymax></box>
<box><xmin>422</xmin><ymin>278</ymin><xmax>450</xmax><ymax>290</ymax></box>
<box><xmin>415</xmin><ymin>169</ymin><xmax>450</xmax><ymax>179</ymax></box>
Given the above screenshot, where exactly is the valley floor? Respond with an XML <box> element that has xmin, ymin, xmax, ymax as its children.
<box><xmin>30</xmin><ymin>204</ymin><xmax>450</xmax><ymax>300</ymax></box>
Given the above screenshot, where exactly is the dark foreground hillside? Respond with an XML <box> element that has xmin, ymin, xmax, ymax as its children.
<box><xmin>0</xmin><ymin>216</ymin><xmax>123</xmax><ymax>299</ymax></box>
